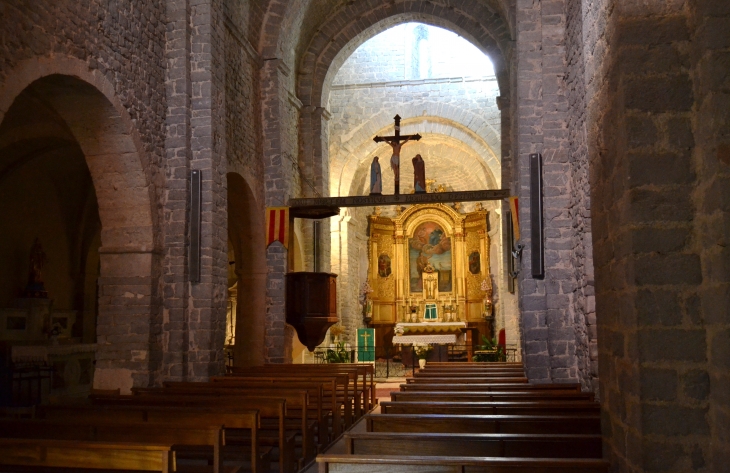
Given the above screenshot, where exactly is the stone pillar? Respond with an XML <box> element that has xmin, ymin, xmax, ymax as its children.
<box><xmin>262</xmin><ymin>58</ymin><xmax>297</xmax><ymax>363</ymax></box>
<box><xmin>516</xmin><ymin>0</ymin><xmax>582</xmax><ymax>384</ymax></box>
<box><xmin>94</xmin><ymin>248</ymin><xmax>157</xmax><ymax>393</ymax></box>
<box><xmin>590</xmin><ymin>1</ymin><xmax>729</xmax><ymax>470</ymax></box>
<box><xmin>161</xmin><ymin>0</ymin><xmax>228</xmax><ymax>381</ymax></box>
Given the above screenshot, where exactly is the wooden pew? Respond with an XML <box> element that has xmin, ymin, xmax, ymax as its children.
<box><xmin>260</xmin><ymin>363</ymin><xmax>375</xmax><ymax>411</ymax></box>
<box><xmin>316</xmin><ymin>454</ymin><xmax>610</xmax><ymax>472</ymax></box>
<box><xmin>0</xmin><ymin>419</ymin><xmax>225</xmax><ymax>473</ymax></box>
<box><xmin>0</xmin><ymin>438</ymin><xmax>175</xmax><ymax>473</ymax></box>
<box><xmin>391</xmin><ymin>391</ymin><xmax>595</xmax><ymax>402</ymax></box>
<box><xmin>425</xmin><ymin>362</ymin><xmax>524</xmax><ymax>367</ymax></box>
<box><xmin>413</xmin><ymin>371</ymin><xmax>527</xmax><ymax>378</ymax></box>
<box><xmin>400</xmin><ymin>383</ymin><xmax>584</xmax><ymax>392</ymax></box>
<box><xmin>379</xmin><ymin>401</ymin><xmax>601</xmax><ymax>416</ymax></box>
<box><xmin>344</xmin><ymin>432</ymin><xmax>603</xmax><ymax>459</ymax></box>
<box><xmin>405</xmin><ymin>377</ymin><xmax>530</xmax><ymax>384</ymax></box>
<box><xmin>148</xmin><ymin>384</ymin><xmax>317</xmax><ymax>462</ymax></box>
<box><xmin>36</xmin><ymin>405</ymin><xmax>263</xmax><ymax>473</ymax></box>
<box><xmin>365</xmin><ymin>413</ymin><xmax>601</xmax><ymax>435</ymax></box>
<box><xmin>220</xmin><ymin>369</ymin><xmax>355</xmax><ymax>428</ymax></box>
<box><xmin>90</xmin><ymin>395</ymin><xmax>289</xmax><ymax>473</ymax></box>
<box><xmin>185</xmin><ymin>378</ymin><xmax>328</xmax><ymax>447</ymax></box>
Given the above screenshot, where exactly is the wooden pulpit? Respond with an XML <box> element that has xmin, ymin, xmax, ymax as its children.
<box><xmin>285</xmin><ymin>272</ymin><xmax>338</xmax><ymax>351</ymax></box>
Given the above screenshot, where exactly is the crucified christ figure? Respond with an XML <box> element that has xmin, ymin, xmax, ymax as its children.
<box><xmin>373</xmin><ymin>114</ymin><xmax>421</xmax><ymax>194</ymax></box>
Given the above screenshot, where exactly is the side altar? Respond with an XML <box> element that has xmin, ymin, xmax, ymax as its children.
<box><xmin>367</xmin><ymin>203</ymin><xmax>494</xmax><ymax>351</ymax></box>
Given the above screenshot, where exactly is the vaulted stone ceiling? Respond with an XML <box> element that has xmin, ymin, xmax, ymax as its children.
<box><xmin>255</xmin><ymin>0</ymin><xmax>515</xmax><ymax>105</ymax></box>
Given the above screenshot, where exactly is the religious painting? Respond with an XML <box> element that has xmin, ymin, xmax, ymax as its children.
<box><xmin>378</xmin><ymin>254</ymin><xmax>392</xmax><ymax>277</ymax></box>
<box><xmin>409</xmin><ymin>221</ymin><xmax>452</xmax><ymax>293</ymax></box>
<box><xmin>468</xmin><ymin>251</ymin><xmax>481</xmax><ymax>275</ymax></box>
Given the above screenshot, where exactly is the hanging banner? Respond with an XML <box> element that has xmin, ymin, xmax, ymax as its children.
<box><xmin>357</xmin><ymin>328</ymin><xmax>375</xmax><ymax>362</ymax></box>
<box><xmin>508</xmin><ymin>196</ymin><xmax>520</xmax><ymax>241</ymax></box>
<box><xmin>266</xmin><ymin>207</ymin><xmax>289</xmax><ymax>249</ymax></box>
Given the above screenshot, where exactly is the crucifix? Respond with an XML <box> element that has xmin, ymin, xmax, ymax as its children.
<box><xmin>373</xmin><ymin>114</ymin><xmax>421</xmax><ymax>195</ymax></box>
<box><xmin>360</xmin><ymin>330</ymin><xmax>371</xmax><ymax>347</ymax></box>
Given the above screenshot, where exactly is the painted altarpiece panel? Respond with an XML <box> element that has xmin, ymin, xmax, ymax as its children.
<box><xmin>367</xmin><ymin>204</ymin><xmax>491</xmax><ymax>328</ymax></box>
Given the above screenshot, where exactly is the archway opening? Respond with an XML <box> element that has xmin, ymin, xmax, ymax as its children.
<box><xmin>227</xmin><ymin>172</ymin><xmax>266</xmax><ymax>367</ymax></box>
<box><xmin>0</xmin><ymin>71</ymin><xmax>155</xmax><ymax>396</ymax></box>
<box><xmin>325</xmin><ymin>22</ymin><xmax>516</xmax><ymax>362</ymax></box>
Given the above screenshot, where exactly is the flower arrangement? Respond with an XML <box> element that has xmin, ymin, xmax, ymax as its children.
<box><xmin>413</xmin><ymin>343</ymin><xmax>433</xmax><ymax>360</ymax></box>
<box><xmin>329</xmin><ymin>324</ymin><xmax>346</xmax><ymax>338</ymax></box>
<box><xmin>480</xmin><ymin>278</ymin><xmax>490</xmax><ymax>292</ymax></box>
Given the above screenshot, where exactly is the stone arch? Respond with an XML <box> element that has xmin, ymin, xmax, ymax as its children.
<box><xmin>298</xmin><ymin>6</ymin><xmax>512</xmax><ymax>108</ymax></box>
<box><xmin>227</xmin><ymin>172</ymin><xmax>266</xmax><ymax>367</ymax></box>
<box><xmin>0</xmin><ymin>56</ymin><xmax>158</xmax><ymax>393</ymax></box>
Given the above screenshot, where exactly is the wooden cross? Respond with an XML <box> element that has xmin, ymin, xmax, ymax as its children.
<box><xmin>373</xmin><ymin>114</ymin><xmax>421</xmax><ymax>195</ymax></box>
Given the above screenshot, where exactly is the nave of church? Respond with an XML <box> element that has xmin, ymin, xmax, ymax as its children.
<box><xmin>0</xmin><ymin>1</ymin><xmax>728</xmax><ymax>472</ymax></box>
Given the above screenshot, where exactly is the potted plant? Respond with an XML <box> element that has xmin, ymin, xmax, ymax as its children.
<box><xmin>413</xmin><ymin>343</ymin><xmax>433</xmax><ymax>369</ymax></box>
<box><xmin>473</xmin><ymin>335</ymin><xmax>505</xmax><ymax>362</ymax></box>
<box><xmin>325</xmin><ymin>341</ymin><xmax>350</xmax><ymax>363</ymax></box>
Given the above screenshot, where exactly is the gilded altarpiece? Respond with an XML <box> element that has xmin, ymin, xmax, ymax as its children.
<box><xmin>368</xmin><ymin>204</ymin><xmax>492</xmax><ymax>345</ymax></box>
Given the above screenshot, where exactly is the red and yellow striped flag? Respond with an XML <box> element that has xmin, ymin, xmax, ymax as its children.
<box><xmin>266</xmin><ymin>207</ymin><xmax>289</xmax><ymax>249</ymax></box>
<box><xmin>508</xmin><ymin>197</ymin><xmax>520</xmax><ymax>241</ymax></box>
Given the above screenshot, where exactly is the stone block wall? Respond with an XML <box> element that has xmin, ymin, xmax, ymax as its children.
<box><xmin>587</xmin><ymin>0</ymin><xmax>730</xmax><ymax>470</ymax></box>
<box><xmin>515</xmin><ymin>0</ymin><xmax>593</xmax><ymax>386</ymax></box>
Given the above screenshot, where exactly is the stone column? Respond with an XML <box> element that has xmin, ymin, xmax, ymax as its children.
<box><xmin>161</xmin><ymin>0</ymin><xmax>228</xmax><ymax>381</ymax></box>
<box><xmin>516</xmin><ymin>0</ymin><xmax>581</xmax><ymax>384</ymax></box>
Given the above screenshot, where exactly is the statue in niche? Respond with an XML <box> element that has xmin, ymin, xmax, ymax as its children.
<box><xmin>412</xmin><ymin>154</ymin><xmax>426</xmax><ymax>193</ymax></box>
<box><xmin>28</xmin><ymin>238</ymin><xmax>47</xmax><ymax>284</ymax></box>
<box><xmin>369</xmin><ymin>156</ymin><xmax>382</xmax><ymax>195</ymax></box>
<box><xmin>24</xmin><ymin>238</ymin><xmax>48</xmax><ymax>298</ymax></box>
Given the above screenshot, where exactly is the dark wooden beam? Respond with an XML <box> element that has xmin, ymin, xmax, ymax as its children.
<box><xmin>289</xmin><ymin>189</ymin><xmax>510</xmax><ymax>219</ymax></box>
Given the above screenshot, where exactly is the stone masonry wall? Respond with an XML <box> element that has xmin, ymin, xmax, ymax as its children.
<box><xmin>564</xmin><ymin>0</ymin><xmax>598</xmax><ymax>392</ymax></box>
<box><xmin>589</xmin><ymin>0</ymin><xmax>730</xmax><ymax>471</ymax></box>
<box><xmin>515</xmin><ymin>0</ymin><xmax>591</xmax><ymax>386</ymax></box>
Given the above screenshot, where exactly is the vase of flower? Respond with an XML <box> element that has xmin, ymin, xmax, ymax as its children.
<box><xmin>413</xmin><ymin>343</ymin><xmax>432</xmax><ymax>370</ymax></box>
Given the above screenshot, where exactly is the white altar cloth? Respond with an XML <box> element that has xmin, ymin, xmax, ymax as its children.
<box><xmin>392</xmin><ymin>334</ymin><xmax>458</xmax><ymax>345</ymax></box>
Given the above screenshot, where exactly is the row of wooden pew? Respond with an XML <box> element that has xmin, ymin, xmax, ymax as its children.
<box><xmin>0</xmin><ymin>363</ymin><xmax>373</xmax><ymax>473</ymax></box>
<box><xmin>316</xmin><ymin>362</ymin><xmax>610</xmax><ymax>472</ymax></box>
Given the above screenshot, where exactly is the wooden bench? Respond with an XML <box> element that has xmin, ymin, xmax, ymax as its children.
<box><xmin>400</xmin><ymin>383</ymin><xmax>583</xmax><ymax>392</ymax></box>
<box><xmin>344</xmin><ymin>432</ymin><xmax>603</xmax><ymax>458</ymax></box>
<box><xmin>89</xmin><ymin>395</ymin><xmax>289</xmax><ymax>473</ymax></box>
<box><xmin>413</xmin><ymin>371</ymin><xmax>527</xmax><ymax>378</ymax></box>
<box><xmin>0</xmin><ymin>419</ymin><xmax>228</xmax><ymax>473</ymax></box>
<box><xmin>193</xmin><ymin>378</ymin><xmax>330</xmax><ymax>447</ymax></box>
<box><xmin>0</xmin><ymin>437</ymin><xmax>175</xmax><ymax>472</ymax></box>
<box><xmin>220</xmin><ymin>372</ymin><xmax>351</xmax><ymax>431</ymax></box>
<box><xmin>316</xmin><ymin>454</ymin><xmax>610</xmax><ymax>472</ymax></box>
<box><xmin>262</xmin><ymin>363</ymin><xmax>375</xmax><ymax>411</ymax></box>
<box><xmin>144</xmin><ymin>384</ymin><xmax>317</xmax><ymax>463</ymax></box>
<box><xmin>365</xmin><ymin>413</ymin><xmax>601</xmax><ymax>435</ymax></box>
<box><xmin>391</xmin><ymin>390</ymin><xmax>595</xmax><ymax>403</ymax></box>
<box><xmin>36</xmin><ymin>405</ymin><xmax>263</xmax><ymax>473</ymax></box>
<box><xmin>406</xmin><ymin>377</ymin><xmax>530</xmax><ymax>384</ymax></box>
<box><xmin>380</xmin><ymin>401</ymin><xmax>601</xmax><ymax>416</ymax></box>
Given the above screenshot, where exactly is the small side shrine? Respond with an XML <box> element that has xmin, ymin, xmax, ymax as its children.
<box><xmin>367</xmin><ymin>203</ymin><xmax>493</xmax><ymax>350</ymax></box>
